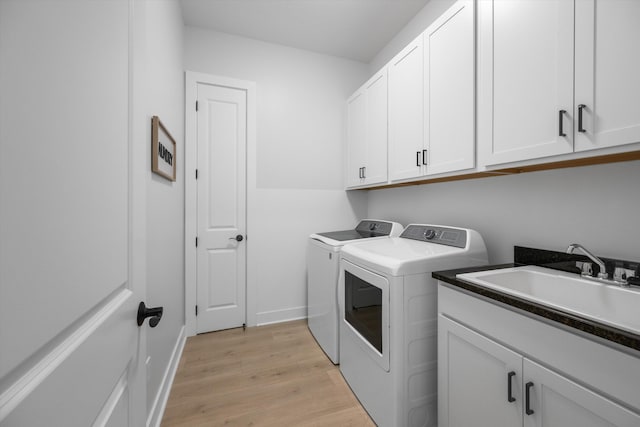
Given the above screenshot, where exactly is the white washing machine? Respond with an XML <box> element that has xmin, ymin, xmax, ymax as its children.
<box><xmin>339</xmin><ymin>224</ymin><xmax>488</xmax><ymax>427</ymax></box>
<box><xmin>307</xmin><ymin>219</ymin><xmax>403</xmax><ymax>364</ymax></box>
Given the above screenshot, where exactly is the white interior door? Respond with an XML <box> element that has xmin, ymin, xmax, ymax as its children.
<box><xmin>0</xmin><ymin>1</ymin><xmax>145</xmax><ymax>425</ymax></box>
<box><xmin>196</xmin><ymin>83</ymin><xmax>247</xmax><ymax>333</ymax></box>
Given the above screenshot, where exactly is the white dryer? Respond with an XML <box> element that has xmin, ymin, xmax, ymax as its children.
<box><xmin>339</xmin><ymin>224</ymin><xmax>488</xmax><ymax>427</ymax></box>
<box><xmin>307</xmin><ymin>219</ymin><xmax>403</xmax><ymax>364</ymax></box>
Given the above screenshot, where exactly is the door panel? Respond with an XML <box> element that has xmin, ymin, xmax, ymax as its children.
<box><xmin>205</xmin><ymin>250</ymin><xmax>238</xmax><ymax>308</ymax></box>
<box><xmin>363</xmin><ymin>71</ymin><xmax>388</xmax><ymax>185</ymax></box>
<box><xmin>388</xmin><ymin>36</ymin><xmax>425</xmax><ymax>181</ymax></box>
<box><xmin>524</xmin><ymin>359</ymin><xmax>640</xmax><ymax>427</ymax></box>
<box><xmin>346</xmin><ymin>91</ymin><xmax>366</xmax><ymax>187</ymax></box>
<box><xmin>425</xmin><ymin>0</ymin><xmax>475</xmax><ymax>175</ymax></box>
<box><xmin>196</xmin><ymin>83</ymin><xmax>247</xmax><ymax>333</ymax></box>
<box><xmin>575</xmin><ymin>0</ymin><xmax>640</xmax><ymax>151</ymax></box>
<box><xmin>3</xmin><ymin>292</ymin><xmax>136</xmax><ymax>426</ymax></box>
<box><xmin>438</xmin><ymin>315</ymin><xmax>522</xmax><ymax>427</ymax></box>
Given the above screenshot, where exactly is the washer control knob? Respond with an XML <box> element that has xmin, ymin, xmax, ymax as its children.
<box><xmin>424</xmin><ymin>229</ymin><xmax>436</xmax><ymax>240</ymax></box>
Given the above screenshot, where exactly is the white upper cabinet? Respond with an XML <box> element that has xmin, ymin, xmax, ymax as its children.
<box><xmin>346</xmin><ymin>69</ymin><xmax>389</xmax><ymax>189</ymax></box>
<box><xmin>349</xmin><ymin>0</ymin><xmax>476</xmax><ymax>188</ymax></box>
<box><xmin>480</xmin><ymin>0</ymin><xmax>640</xmax><ymax>167</ymax></box>
<box><xmin>424</xmin><ymin>0</ymin><xmax>475</xmax><ymax>176</ymax></box>
<box><xmin>389</xmin><ymin>0</ymin><xmax>476</xmax><ymax>182</ymax></box>
<box><xmin>363</xmin><ymin>70</ymin><xmax>389</xmax><ymax>185</ymax></box>
<box><xmin>574</xmin><ymin>0</ymin><xmax>640</xmax><ymax>152</ymax></box>
<box><xmin>388</xmin><ymin>35</ymin><xmax>425</xmax><ymax>182</ymax></box>
<box><xmin>346</xmin><ymin>90</ymin><xmax>367</xmax><ymax>188</ymax></box>
<box><xmin>479</xmin><ymin>0</ymin><xmax>575</xmax><ymax>166</ymax></box>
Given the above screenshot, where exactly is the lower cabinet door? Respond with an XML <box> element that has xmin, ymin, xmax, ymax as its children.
<box><xmin>438</xmin><ymin>315</ymin><xmax>523</xmax><ymax>427</ymax></box>
<box><xmin>523</xmin><ymin>359</ymin><xmax>640</xmax><ymax>427</ymax></box>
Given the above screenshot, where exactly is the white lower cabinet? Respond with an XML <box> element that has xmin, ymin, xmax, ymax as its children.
<box><xmin>439</xmin><ymin>315</ymin><xmax>522</xmax><ymax>426</ymax></box>
<box><xmin>438</xmin><ymin>286</ymin><xmax>640</xmax><ymax>427</ymax></box>
<box><xmin>523</xmin><ymin>358</ymin><xmax>640</xmax><ymax>427</ymax></box>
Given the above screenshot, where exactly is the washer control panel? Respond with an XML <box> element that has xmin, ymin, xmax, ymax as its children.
<box><xmin>400</xmin><ymin>224</ymin><xmax>467</xmax><ymax>248</ymax></box>
<box><xmin>355</xmin><ymin>220</ymin><xmax>394</xmax><ymax>236</ymax></box>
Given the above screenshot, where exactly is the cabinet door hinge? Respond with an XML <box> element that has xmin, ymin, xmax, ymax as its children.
<box><xmin>195</xmin><ymin>100</ymin><xmax>198</xmax><ymax>111</ymax></box>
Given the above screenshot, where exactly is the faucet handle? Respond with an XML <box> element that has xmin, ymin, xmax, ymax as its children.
<box><xmin>613</xmin><ymin>267</ymin><xmax>635</xmax><ymax>283</ymax></box>
<box><xmin>576</xmin><ymin>261</ymin><xmax>593</xmax><ymax>276</ymax></box>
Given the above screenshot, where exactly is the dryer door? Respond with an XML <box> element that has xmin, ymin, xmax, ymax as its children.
<box><xmin>341</xmin><ymin>259</ymin><xmax>390</xmax><ymax>372</ymax></box>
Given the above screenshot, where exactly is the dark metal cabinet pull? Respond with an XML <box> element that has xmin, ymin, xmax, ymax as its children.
<box><xmin>578</xmin><ymin>104</ymin><xmax>586</xmax><ymax>133</ymax></box>
<box><xmin>422</xmin><ymin>149</ymin><xmax>428</xmax><ymax>165</ymax></box>
<box><xmin>558</xmin><ymin>110</ymin><xmax>567</xmax><ymax>137</ymax></box>
<box><xmin>362</xmin><ymin>166</ymin><xmax>366</xmax><ymax>179</ymax></box>
<box><xmin>525</xmin><ymin>382</ymin><xmax>535</xmax><ymax>415</ymax></box>
<box><xmin>507</xmin><ymin>371</ymin><xmax>516</xmax><ymax>403</ymax></box>
<box><xmin>416</xmin><ymin>151</ymin><xmax>421</xmax><ymax>167</ymax></box>
<box><xmin>358</xmin><ymin>167</ymin><xmax>362</xmax><ymax>179</ymax></box>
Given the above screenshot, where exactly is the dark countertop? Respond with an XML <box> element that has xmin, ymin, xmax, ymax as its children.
<box><xmin>433</xmin><ymin>247</ymin><xmax>640</xmax><ymax>354</ymax></box>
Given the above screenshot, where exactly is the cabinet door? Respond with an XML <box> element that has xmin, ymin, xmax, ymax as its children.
<box><xmin>574</xmin><ymin>0</ymin><xmax>640</xmax><ymax>152</ymax></box>
<box><xmin>480</xmin><ymin>0</ymin><xmax>574</xmax><ymax>166</ymax></box>
<box><xmin>425</xmin><ymin>0</ymin><xmax>475</xmax><ymax>176</ymax></box>
<box><xmin>438</xmin><ymin>315</ymin><xmax>523</xmax><ymax>427</ymax></box>
<box><xmin>363</xmin><ymin>70</ymin><xmax>388</xmax><ymax>185</ymax></box>
<box><xmin>523</xmin><ymin>359</ymin><xmax>640</xmax><ymax>427</ymax></box>
<box><xmin>388</xmin><ymin>35</ymin><xmax>425</xmax><ymax>181</ymax></box>
<box><xmin>346</xmin><ymin>90</ymin><xmax>366</xmax><ymax>188</ymax></box>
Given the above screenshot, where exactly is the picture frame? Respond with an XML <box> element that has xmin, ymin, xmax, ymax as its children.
<box><xmin>151</xmin><ymin>116</ymin><xmax>177</xmax><ymax>181</ymax></box>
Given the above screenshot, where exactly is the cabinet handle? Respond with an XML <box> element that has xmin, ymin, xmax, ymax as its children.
<box><xmin>578</xmin><ymin>104</ymin><xmax>586</xmax><ymax>133</ymax></box>
<box><xmin>358</xmin><ymin>167</ymin><xmax>363</xmax><ymax>179</ymax></box>
<box><xmin>507</xmin><ymin>371</ymin><xmax>516</xmax><ymax>403</ymax></box>
<box><xmin>422</xmin><ymin>149</ymin><xmax>428</xmax><ymax>165</ymax></box>
<box><xmin>525</xmin><ymin>382</ymin><xmax>535</xmax><ymax>415</ymax></box>
<box><xmin>416</xmin><ymin>151</ymin><xmax>421</xmax><ymax>167</ymax></box>
<box><xmin>362</xmin><ymin>166</ymin><xmax>366</xmax><ymax>179</ymax></box>
<box><xmin>558</xmin><ymin>110</ymin><xmax>567</xmax><ymax>137</ymax></box>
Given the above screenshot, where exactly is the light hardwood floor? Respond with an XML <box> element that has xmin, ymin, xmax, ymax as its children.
<box><xmin>161</xmin><ymin>320</ymin><xmax>375</xmax><ymax>426</ymax></box>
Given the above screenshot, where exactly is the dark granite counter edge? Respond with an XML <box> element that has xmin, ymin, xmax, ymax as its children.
<box><xmin>433</xmin><ymin>264</ymin><xmax>640</xmax><ymax>354</ymax></box>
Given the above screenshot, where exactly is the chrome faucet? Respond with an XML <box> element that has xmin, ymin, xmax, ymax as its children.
<box><xmin>566</xmin><ymin>243</ymin><xmax>608</xmax><ymax>279</ymax></box>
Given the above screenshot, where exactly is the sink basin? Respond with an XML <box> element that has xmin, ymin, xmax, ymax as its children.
<box><xmin>456</xmin><ymin>265</ymin><xmax>640</xmax><ymax>335</ymax></box>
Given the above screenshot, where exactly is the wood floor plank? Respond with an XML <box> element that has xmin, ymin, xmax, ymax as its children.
<box><xmin>161</xmin><ymin>320</ymin><xmax>375</xmax><ymax>426</ymax></box>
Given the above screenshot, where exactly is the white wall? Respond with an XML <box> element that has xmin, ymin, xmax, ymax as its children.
<box><xmin>184</xmin><ymin>28</ymin><xmax>368</xmax><ymax>325</ymax></box>
<box><xmin>368</xmin><ymin>0</ymin><xmax>456</xmax><ymax>75</ymax></box>
<box><xmin>143</xmin><ymin>0</ymin><xmax>185</xmax><ymax>424</ymax></box>
<box><xmin>367</xmin><ymin>161</ymin><xmax>640</xmax><ymax>264</ymax></box>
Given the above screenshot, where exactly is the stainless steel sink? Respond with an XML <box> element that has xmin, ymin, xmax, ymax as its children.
<box><xmin>456</xmin><ymin>265</ymin><xmax>640</xmax><ymax>335</ymax></box>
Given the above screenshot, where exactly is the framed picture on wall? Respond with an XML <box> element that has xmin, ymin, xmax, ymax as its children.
<box><xmin>151</xmin><ymin>116</ymin><xmax>176</xmax><ymax>181</ymax></box>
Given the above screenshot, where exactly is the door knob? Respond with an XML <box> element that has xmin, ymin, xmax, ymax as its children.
<box><xmin>229</xmin><ymin>234</ymin><xmax>244</xmax><ymax>242</ymax></box>
<box><xmin>137</xmin><ymin>302</ymin><xmax>163</xmax><ymax>327</ymax></box>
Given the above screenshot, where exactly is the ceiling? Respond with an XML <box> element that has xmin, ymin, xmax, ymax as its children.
<box><xmin>180</xmin><ymin>0</ymin><xmax>431</xmax><ymax>63</ymax></box>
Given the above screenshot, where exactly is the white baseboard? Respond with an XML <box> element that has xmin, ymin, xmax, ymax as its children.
<box><xmin>256</xmin><ymin>306</ymin><xmax>307</xmax><ymax>326</ymax></box>
<box><xmin>147</xmin><ymin>325</ymin><xmax>186</xmax><ymax>427</ymax></box>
